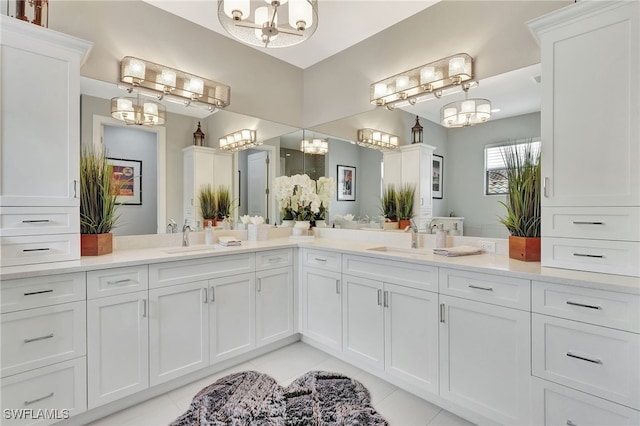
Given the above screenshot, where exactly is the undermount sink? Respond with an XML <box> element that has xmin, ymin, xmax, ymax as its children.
<box><xmin>367</xmin><ymin>246</ymin><xmax>431</xmax><ymax>255</ymax></box>
<box><xmin>163</xmin><ymin>245</ymin><xmax>219</xmax><ymax>254</ymax></box>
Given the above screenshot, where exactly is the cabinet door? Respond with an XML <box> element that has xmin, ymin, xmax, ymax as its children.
<box><xmin>301</xmin><ymin>267</ymin><xmax>342</xmax><ymax>351</ymax></box>
<box><xmin>209</xmin><ymin>273</ymin><xmax>255</xmax><ymax>363</ymax></box>
<box><xmin>537</xmin><ymin>2</ymin><xmax>639</xmax><ymax>206</ymax></box>
<box><xmin>384</xmin><ymin>283</ymin><xmax>439</xmax><ymax>395</ymax></box>
<box><xmin>342</xmin><ymin>275</ymin><xmax>384</xmax><ymax>371</ymax></box>
<box><xmin>256</xmin><ymin>267</ymin><xmax>293</xmax><ymax>347</ymax></box>
<box><xmin>149</xmin><ymin>281</ymin><xmax>209</xmax><ymax>386</ymax></box>
<box><xmin>439</xmin><ymin>295</ymin><xmax>531</xmax><ymax>425</ymax></box>
<box><xmin>87</xmin><ymin>291</ymin><xmax>148</xmax><ymax>408</ymax></box>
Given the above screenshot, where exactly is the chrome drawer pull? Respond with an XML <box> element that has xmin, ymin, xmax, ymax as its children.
<box><xmin>572</xmin><ymin>221</ymin><xmax>604</xmax><ymax>225</ymax></box>
<box><xmin>24</xmin><ymin>392</ymin><xmax>54</xmax><ymax>406</ymax></box>
<box><xmin>566</xmin><ymin>301</ymin><xmax>601</xmax><ymax>310</ymax></box>
<box><xmin>24</xmin><ymin>289</ymin><xmax>53</xmax><ymax>296</ymax></box>
<box><xmin>573</xmin><ymin>253</ymin><xmax>604</xmax><ymax>259</ymax></box>
<box><xmin>267</xmin><ymin>257</ymin><xmax>281</xmax><ymax>262</ymax></box>
<box><xmin>566</xmin><ymin>420</ymin><xmax>578</xmax><ymax>426</ymax></box>
<box><xmin>314</xmin><ymin>257</ymin><xmax>327</xmax><ymax>262</ymax></box>
<box><xmin>383</xmin><ymin>291</ymin><xmax>389</xmax><ymax>308</ymax></box>
<box><xmin>257</xmin><ymin>278</ymin><xmax>262</xmax><ymax>292</ymax></box>
<box><xmin>440</xmin><ymin>303</ymin><xmax>445</xmax><ymax>323</ymax></box>
<box><xmin>22</xmin><ymin>248</ymin><xmax>50</xmax><ymax>252</ymax></box>
<box><xmin>468</xmin><ymin>284</ymin><xmax>494</xmax><ymax>292</ymax></box>
<box><xmin>107</xmin><ymin>279</ymin><xmax>132</xmax><ymax>285</ymax></box>
<box><xmin>566</xmin><ymin>352</ymin><xmax>602</xmax><ymax>364</ymax></box>
<box><xmin>24</xmin><ymin>333</ymin><xmax>54</xmax><ymax>344</ymax></box>
<box><xmin>543</xmin><ymin>177</ymin><xmax>549</xmax><ymax>198</ymax></box>
<box><xmin>377</xmin><ymin>289</ymin><xmax>382</xmax><ymax>306</ymax></box>
<box><xmin>335</xmin><ymin>280</ymin><xmax>341</xmax><ymax>294</ymax></box>
<box><xmin>22</xmin><ymin>219</ymin><xmax>51</xmax><ymax>223</ymax></box>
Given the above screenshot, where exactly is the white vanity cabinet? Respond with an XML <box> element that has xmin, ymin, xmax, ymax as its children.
<box><xmin>529</xmin><ymin>1</ymin><xmax>640</xmax><ymax>276</ymax></box>
<box><xmin>0</xmin><ymin>17</ymin><xmax>92</xmax><ymax>267</ymax></box>
<box><xmin>301</xmin><ymin>249</ymin><xmax>343</xmax><ymax>351</ymax></box>
<box><xmin>438</xmin><ymin>268</ymin><xmax>531</xmax><ymax>426</ymax></box>
<box><xmin>86</xmin><ymin>266</ymin><xmax>149</xmax><ymax>409</ymax></box>
<box><xmin>183</xmin><ymin>146</ymin><xmax>233</xmax><ymax>229</ymax></box>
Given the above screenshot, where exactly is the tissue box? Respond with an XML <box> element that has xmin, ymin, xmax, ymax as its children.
<box><xmin>248</xmin><ymin>224</ymin><xmax>269</xmax><ymax>241</ymax></box>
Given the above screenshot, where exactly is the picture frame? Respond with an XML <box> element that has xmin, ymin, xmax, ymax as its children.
<box><xmin>432</xmin><ymin>154</ymin><xmax>443</xmax><ymax>199</ymax></box>
<box><xmin>337</xmin><ymin>165</ymin><xmax>356</xmax><ymax>201</ymax></box>
<box><xmin>107</xmin><ymin>157</ymin><xmax>142</xmax><ymax>205</ymax></box>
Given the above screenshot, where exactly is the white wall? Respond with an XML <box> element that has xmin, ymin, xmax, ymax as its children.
<box><xmin>446</xmin><ymin>112</ymin><xmax>541</xmax><ymax>238</ymax></box>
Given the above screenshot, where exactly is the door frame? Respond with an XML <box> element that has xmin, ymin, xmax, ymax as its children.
<box><xmin>233</xmin><ymin>144</ymin><xmax>277</xmax><ymax>224</ymax></box>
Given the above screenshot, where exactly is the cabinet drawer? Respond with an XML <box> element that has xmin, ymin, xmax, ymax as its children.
<box><xmin>302</xmin><ymin>248</ymin><xmax>341</xmax><ymax>272</ymax></box>
<box><xmin>1</xmin><ymin>272</ymin><xmax>85</xmax><ymax>313</ymax></box>
<box><xmin>532</xmin><ymin>281</ymin><xmax>639</xmax><ymax>333</ymax></box>
<box><xmin>0</xmin><ymin>234</ymin><xmax>80</xmax><ymax>267</ymax></box>
<box><xmin>439</xmin><ymin>268</ymin><xmax>530</xmax><ymax>310</ymax></box>
<box><xmin>87</xmin><ymin>265</ymin><xmax>149</xmax><ymax>299</ymax></box>
<box><xmin>532</xmin><ymin>377</ymin><xmax>640</xmax><ymax>426</ymax></box>
<box><xmin>532</xmin><ymin>314</ymin><xmax>639</xmax><ymax>409</ymax></box>
<box><xmin>542</xmin><ymin>207</ymin><xmax>640</xmax><ymax>241</ymax></box>
<box><xmin>255</xmin><ymin>249</ymin><xmax>293</xmax><ymax>271</ymax></box>
<box><xmin>542</xmin><ymin>237</ymin><xmax>640</xmax><ymax>277</ymax></box>
<box><xmin>343</xmin><ymin>254</ymin><xmax>437</xmax><ymax>292</ymax></box>
<box><xmin>0</xmin><ymin>206</ymin><xmax>79</xmax><ymax>237</ymax></box>
<box><xmin>1</xmin><ymin>301</ymin><xmax>86</xmax><ymax>378</ymax></box>
<box><xmin>149</xmin><ymin>253</ymin><xmax>255</xmax><ymax>289</ymax></box>
<box><xmin>1</xmin><ymin>358</ymin><xmax>87</xmax><ymax>425</ymax></box>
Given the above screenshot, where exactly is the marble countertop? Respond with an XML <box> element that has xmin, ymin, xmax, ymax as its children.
<box><xmin>2</xmin><ymin>233</ymin><xmax>638</xmax><ymax>295</ymax></box>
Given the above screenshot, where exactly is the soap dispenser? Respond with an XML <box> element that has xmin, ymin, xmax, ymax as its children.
<box><xmin>435</xmin><ymin>224</ymin><xmax>446</xmax><ymax>248</ymax></box>
<box><xmin>205</xmin><ymin>221</ymin><xmax>214</xmax><ymax>246</ymax></box>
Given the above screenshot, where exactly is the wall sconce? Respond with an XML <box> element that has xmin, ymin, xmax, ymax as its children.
<box><xmin>411</xmin><ymin>116</ymin><xmax>423</xmax><ymax>144</ymax></box>
<box><xmin>117</xmin><ymin>56</ymin><xmax>231</xmax><ymax>113</ymax></box>
<box><xmin>356</xmin><ymin>129</ymin><xmax>399</xmax><ymax>151</ymax></box>
<box><xmin>219</xmin><ymin>129</ymin><xmax>259</xmax><ymax>151</ymax></box>
<box><xmin>370</xmin><ymin>53</ymin><xmax>476</xmax><ymax>111</ymax></box>
<box><xmin>110</xmin><ymin>95</ymin><xmax>166</xmax><ymax>127</ymax></box>
<box><xmin>440</xmin><ymin>83</ymin><xmax>491</xmax><ymax>128</ymax></box>
<box><xmin>300</xmin><ymin>138</ymin><xmax>328</xmax><ymax>155</ymax></box>
<box><xmin>193</xmin><ymin>122</ymin><xmax>205</xmax><ymax>146</ymax></box>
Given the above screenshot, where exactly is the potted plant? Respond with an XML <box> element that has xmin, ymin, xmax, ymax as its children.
<box><xmin>396</xmin><ymin>183</ymin><xmax>416</xmax><ymax>230</ymax></box>
<box><xmin>198</xmin><ymin>184</ymin><xmax>217</xmax><ymax>228</ymax></box>
<box><xmin>215</xmin><ymin>185</ymin><xmax>233</xmax><ymax>225</ymax></box>
<box><xmin>380</xmin><ymin>184</ymin><xmax>398</xmax><ymax>229</ymax></box>
<box><xmin>79</xmin><ymin>144</ymin><xmax>122</xmax><ymax>256</ymax></box>
<box><xmin>498</xmin><ymin>141</ymin><xmax>541</xmax><ymax>261</ymax></box>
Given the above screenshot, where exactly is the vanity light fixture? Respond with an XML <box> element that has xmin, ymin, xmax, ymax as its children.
<box><xmin>218</xmin><ymin>0</ymin><xmax>318</xmax><ymax>48</ymax></box>
<box><xmin>356</xmin><ymin>129</ymin><xmax>399</xmax><ymax>151</ymax></box>
<box><xmin>440</xmin><ymin>83</ymin><xmax>491</xmax><ymax>128</ymax></box>
<box><xmin>370</xmin><ymin>53</ymin><xmax>477</xmax><ymax>111</ymax></box>
<box><xmin>110</xmin><ymin>94</ymin><xmax>166</xmax><ymax>127</ymax></box>
<box><xmin>116</xmin><ymin>56</ymin><xmax>231</xmax><ymax>115</ymax></box>
<box><xmin>219</xmin><ymin>129</ymin><xmax>260</xmax><ymax>151</ymax></box>
<box><xmin>300</xmin><ymin>138</ymin><xmax>328</xmax><ymax>155</ymax></box>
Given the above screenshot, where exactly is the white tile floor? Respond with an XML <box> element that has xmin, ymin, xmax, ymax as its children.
<box><xmin>88</xmin><ymin>342</ymin><xmax>475</xmax><ymax>426</ymax></box>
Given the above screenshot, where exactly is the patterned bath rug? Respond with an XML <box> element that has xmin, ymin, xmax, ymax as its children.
<box><xmin>170</xmin><ymin>370</ymin><xmax>388</xmax><ymax>425</ymax></box>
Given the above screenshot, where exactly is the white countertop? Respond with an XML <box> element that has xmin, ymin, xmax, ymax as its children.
<box><xmin>2</xmin><ymin>235</ymin><xmax>638</xmax><ymax>295</ymax></box>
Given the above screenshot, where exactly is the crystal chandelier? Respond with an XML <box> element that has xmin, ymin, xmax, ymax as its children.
<box><xmin>300</xmin><ymin>138</ymin><xmax>328</xmax><ymax>155</ymax></box>
<box><xmin>440</xmin><ymin>84</ymin><xmax>491</xmax><ymax>128</ymax></box>
<box><xmin>356</xmin><ymin>129</ymin><xmax>399</xmax><ymax>151</ymax></box>
<box><xmin>218</xmin><ymin>0</ymin><xmax>318</xmax><ymax>48</ymax></box>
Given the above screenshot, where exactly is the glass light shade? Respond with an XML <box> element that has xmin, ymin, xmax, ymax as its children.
<box><xmin>159</xmin><ymin>69</ymin><xmax>176</xmax><ymax>89</ymax></box>
<box><xmin>396</xmin><ymin>75</ymin><xmax>410</xmax><ymax>91</ymax></box>
<box><xmin>440</xmin><ymin>97</ymin><xmax>491</xmax><ymax>128</ymax></box>
<box><xmin>288</xmin><ymin>0</ymin><xmax>312</xmax><ymax>29</ymax></box>
<box><xmin>186</xmin><ymin>77</ymin><xmax>204</xmax><ymax>97</ymax></box>
<box><xmin>111</xmin><ymin>97</ymin><xmax>166</xmax><ymax>127</ymax></box>
<box><xmin>300</xmin><ymin>138</ymin><xmax>328</xmax><ymax>155</ymax></box>
<box><xmin>121</xmin><ymin>57</ymin><xmax>146</xmax><ymax>84</ymax></box>
<box><xmin>224</xmin><ymin>0</ymin><xmax>250</xmax><ymax>19</ymax></box>
<box><xmin>356</xmin><ymin>128</ymin><xmax>399</xmax><ymax>151</ymax></box>
<box><xmin>219</xmin><ymin>129</ymin><xmax>259</xmax><ymax>151</ymax></box>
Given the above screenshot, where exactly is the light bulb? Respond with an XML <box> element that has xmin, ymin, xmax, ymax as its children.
<box><xmin>223</xmin><ymin>0</ymin><xmax>250</xmax><ymax>20</ymax></box>
<box><xmin>288</xmin><ymin>0</ymin><xmax>312</xmax><ymax>30</ymax></box>
<box><xmin>374</xmin><ymin>83</ymin><xmax>388</xmax><ymax>100</ymax></box>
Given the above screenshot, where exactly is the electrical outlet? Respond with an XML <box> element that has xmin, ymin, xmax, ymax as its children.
<box><xmin>478</xmin><ymin>240</ymin><xmax>496</xmax><ymax>253</ymax></box>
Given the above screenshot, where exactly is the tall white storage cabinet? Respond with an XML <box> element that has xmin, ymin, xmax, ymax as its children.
<box><xmin>529</xmin><ymin>1</ymin><xmax>640</xmax><ymax>276</ymax></box>
<box><xmin>0</xmin><ymin>16</ymin><xmax>92</xmax><ymax>266</ymax></box>
<box><xmin>383</xmin><ymin>144</ymin><xmax>435</xmax><ymax>230</ymax></box>
<box><xmin>183</xmin><ymin>146</ymin><xmax>233</xmax><ymax>229</ymax></box>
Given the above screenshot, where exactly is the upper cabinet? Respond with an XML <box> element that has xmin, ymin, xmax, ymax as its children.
<box><xmin>530</xmin><ymin>1</ymin><xmax>640</xmax><ymax>277</ymax></box>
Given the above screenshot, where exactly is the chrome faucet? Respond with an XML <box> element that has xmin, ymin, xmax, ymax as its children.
<box><xmin>182</xmin><ymin>220</ymin><xmax>192</xmax><ymax>247</ymax></box>
<box><xmin>167</xmin><ymin>219</ymin><xmax>177</xmax><ymax>234</ymax></box>
<box><xmin>404</xmin><ymin>219</ymin><xmax>419</xmax><ymax>249</ymax></box>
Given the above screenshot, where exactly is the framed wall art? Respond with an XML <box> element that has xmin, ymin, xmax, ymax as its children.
<box><xmin>337</xmin><ymin>165</ymin><xmax>356</xmax><ymax>201</ymax></box>
<box><xmin>432</xmin><ymin>154</ymin><xmax>443</xmax><ymax>199</ymax></box>
<box><xmin>107</xmin><ymin>157</ymin><xmax>142</xmax><ymax>205</ymax></box>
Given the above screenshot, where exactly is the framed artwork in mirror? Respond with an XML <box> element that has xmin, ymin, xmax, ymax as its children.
<box><xmin>432</xmin><ymin>155</ymin><xmax>443</xmax><ymax>199</ymax></box>
<box><xmin>337</xmin><ymin>165</ymin><xmax>356</xmax><ymax>201</ymax></box>
<box><xmin>107</xmin><ymin>158</ymin><xmax>142</xmax><ymax>205</ymax></box>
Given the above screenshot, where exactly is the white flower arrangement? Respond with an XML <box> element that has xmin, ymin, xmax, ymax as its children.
<box><xmin>273</xmin><ymin>174</ymin><xmax>335</xmax><ymax>221</ymax></box>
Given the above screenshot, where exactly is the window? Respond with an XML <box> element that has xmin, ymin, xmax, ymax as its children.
<box><xmin>484</xmin><ymin>138</ymin><xmax>541</xmax><ymax>195</ymax></box>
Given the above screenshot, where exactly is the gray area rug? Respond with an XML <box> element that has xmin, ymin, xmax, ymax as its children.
<box><xmin>170</xmin><ymin>370</ymin><xmax>388</xmax><ymax>425</ymax></box>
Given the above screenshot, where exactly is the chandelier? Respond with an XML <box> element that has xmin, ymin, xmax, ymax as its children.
<box><xmin>370</xmin><ymin>53</ymin><xmax>476</xmax><ymax>111</ymax></box>
<box><xmin>219</xmin><ymin>129</ymin><xmax>260</xmax><ymax>151</ymax></box>
<box><xmin>356</xmin><ymin>129</ymin><xmax>399</xmax><ymax>151</ymax></box>
<box><xmin>111</xmin><ymin>95</ymin><xmax>166</xmax><ymax>127</ymax></box>
<box><xmin>440</xmin><ymin>83</ymin><xmax>491</xmax><ymax>128</ymax></box>
<box><xmin>218</xmin><ymin>0</ymin><xmax>318</xmax><ymax>48</ymax></box>
<box><xmin>300</xmin><ymin>138</ymin><xmax>328</xmax><ymax>155</ymax></box>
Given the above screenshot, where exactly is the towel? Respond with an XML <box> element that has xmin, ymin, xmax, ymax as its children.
<box><xmin>218</xmin><ymin>236</ymin><xmax>241</xmax><ymax>247</ymax></box>
<box><xmin>433</xmin><ymin>245</ymin><xmax>484</xmax><ymax>257</ymax></box>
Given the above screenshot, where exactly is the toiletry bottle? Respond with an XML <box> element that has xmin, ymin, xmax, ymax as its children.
<box><xmin>449</xmin><ymin>222</ymin><xmax>460</xmax><ymax>236</ymax></box>
<box><xmin>435</xmin><ymin>224</ymin><xmax>446</xmax><ymax>248</ymax></box>
<box><xmin>205</xmin><ymin>222</ymin><xmax>214</xmax><ymax>246</ymax></box>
